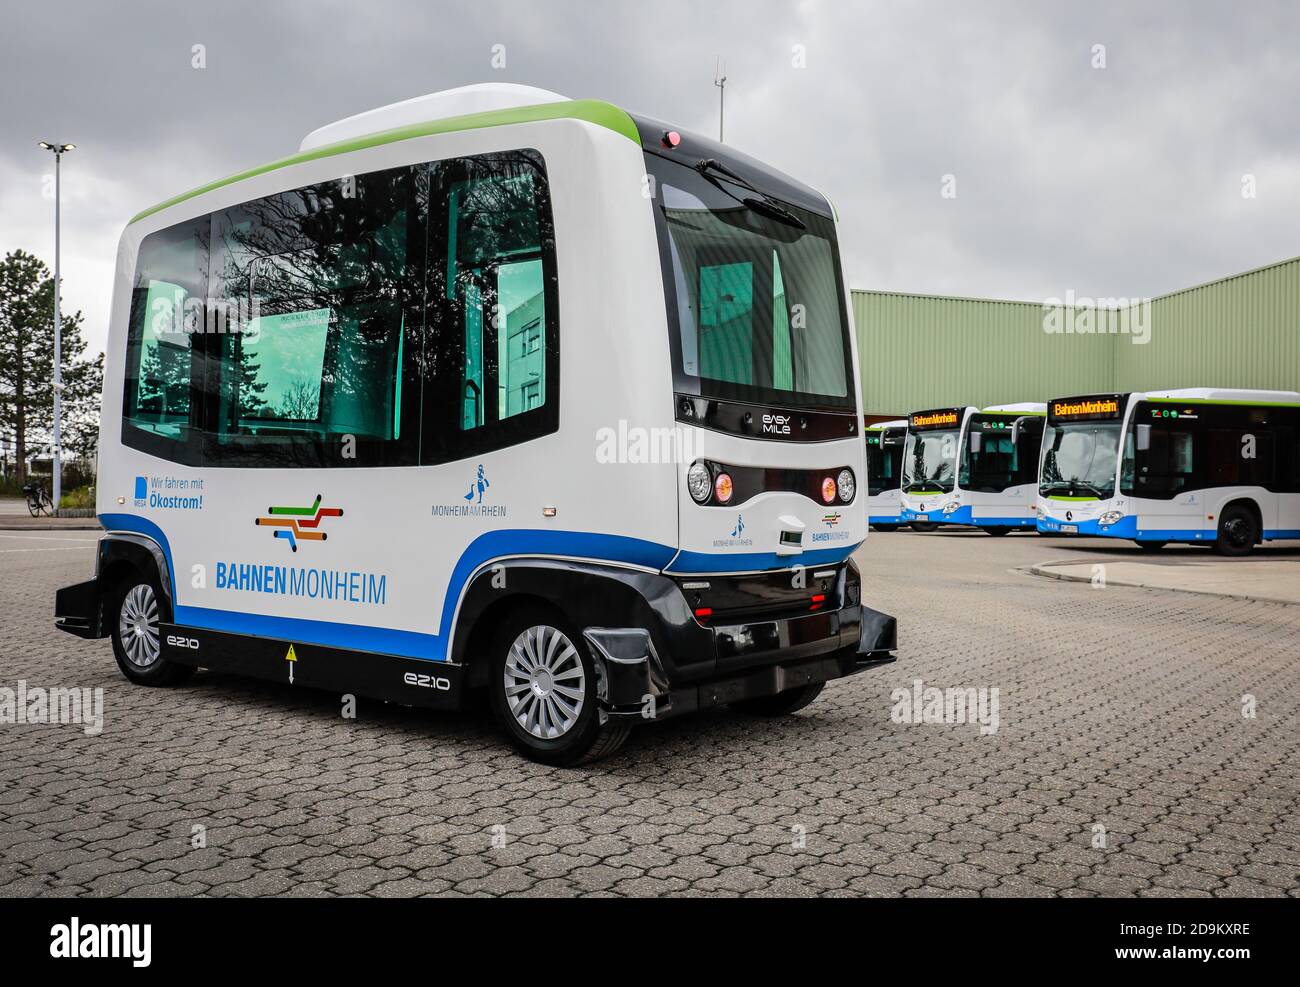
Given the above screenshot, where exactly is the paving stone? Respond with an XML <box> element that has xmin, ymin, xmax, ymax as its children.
<box><xmin>2</xmin><ymin>531</ymin><xmax>1297</xmax><ymax>897</ymax></box>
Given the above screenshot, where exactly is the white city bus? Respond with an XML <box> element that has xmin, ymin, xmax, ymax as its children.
<box><xmin>864</xmin><ymin>419</ymin><xmax>907</xmax><ymax>530</ymax></box>
<box><xmin>1037</xmin><ymin>388</ymin><xmax>1300</xmax><ymax>554</ymax></box>
<box><xmin>899</xmin><ymin>404</ymin><xmax>1046</xmax><ymax>533</ymax></box>
<box><xmin>54</xmin><ymin>84</ymin><xmax>897</xmax><ymax>765</ymax></box>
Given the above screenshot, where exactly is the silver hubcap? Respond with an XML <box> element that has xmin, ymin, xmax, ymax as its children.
<box><xmin>503</xmin><ymin>625</ymin><xmax>586</xmax><ymax>740</ymax></box>
<box><xmin>119</xmin><ymin>583</ymin><xmax>160</xmax><ymax>668</ymax></box>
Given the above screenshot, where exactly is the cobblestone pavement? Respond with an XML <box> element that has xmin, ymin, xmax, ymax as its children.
<box><xmin>2</xmin><ymin>529</ymin><xmax>1298</xmax><ymax>898</ymax></box>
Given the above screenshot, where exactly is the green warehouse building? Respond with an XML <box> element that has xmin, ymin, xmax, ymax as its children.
<box><xmin>852</xmin><ymin>254</ymin><xmax>1300</xmax><ymax>419</ymax></box>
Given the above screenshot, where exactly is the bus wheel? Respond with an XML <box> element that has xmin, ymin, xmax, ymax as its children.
<box><xmin>1214</xmin><ymin>506</ymin><xmax>1258</xmax><ymax>557</ymax></box>
<box><xmin>983</xmin><ymin>526</ymin><xmax>1012</xmax><ymax>536</ymax></box>
<box><xmin>489</xmin><ymin>608</ymin><xmax>630</xmax><ymax>766</ymax></box>
<box><xmin>871</xmin><ymin>523</ymin><xmax>901</xmax><ymax>532</ymax></box>
<box><xmin>732</xmin><ymin>681</ymin><xmax>825</xmax><ymax>716</ymax></box>
<box><xmin>910</xmin><ymin>521</ymin><xmax>938</xmax><ymax>532</ymax></box>
<box><xmin>1136</xmin><ymin>541</ymin><xmax>1167</xmax><ymax>551</ymax></box>
<box><xmin>110</xmin><ymin>575</ymin><xmax>194</xmax><ymax>686</ymax></box>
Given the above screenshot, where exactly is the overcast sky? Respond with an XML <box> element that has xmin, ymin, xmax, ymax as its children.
<box><xmin>2</xmin><ymin>0</ymin><xmax>1298</xmax><ymax>356</ymax></box>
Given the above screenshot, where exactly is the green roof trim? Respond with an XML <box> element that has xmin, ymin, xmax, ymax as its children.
<box><xmin>129</xmin><ymin>98</ymin><xmax>639</xmax><ymax>225</ymax></box>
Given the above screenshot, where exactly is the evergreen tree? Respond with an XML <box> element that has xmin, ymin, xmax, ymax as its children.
<box><xmin>0</xmin><ymin>250</ymin><xmax>104</xmax><ymax>480</ymax></box>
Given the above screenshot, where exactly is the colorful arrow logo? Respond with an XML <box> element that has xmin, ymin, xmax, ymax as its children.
<box><xmin>254</xmin><ymin>495</ymin><xmax>343</xmax><ymax>552</ymax></box>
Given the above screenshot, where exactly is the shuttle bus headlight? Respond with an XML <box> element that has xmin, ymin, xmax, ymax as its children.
<box><xmin>820</xmin><ymin>476</ymin><xmax>837</xmax><ymax>504</ymax></box>
<box><xmin>1099</xmin><ymin>510</ymin><xmax>1124</xmax><ymax>526</ymax></box>
<box><xmin>836</xmin><ymin>469</ymin><xmax>855</xmax><ymax>503</ymax></box>
<box><xmin>942</xmin><ymin>501</ymin><xmax>960</xmax><ymax>514</ymax></box>
<box><xmin>687</xmin><ymin>462</ymin><xmax>712</xmax><ymax>504</ymax></box>
<box><xmin>714</xmin><ymin>472</ymin><xmax>735</xmax><ymax>504</ymax></box>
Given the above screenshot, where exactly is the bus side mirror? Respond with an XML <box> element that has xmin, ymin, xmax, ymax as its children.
<box><xmin>969</xmin><ymin>432</ymin><xmax>982</xmax><ymax>453</ymax></box>
<box><xmin>1136</xmin><ymin>424</ymin><xmax>1152</xmax><ymax>452</ymax></box>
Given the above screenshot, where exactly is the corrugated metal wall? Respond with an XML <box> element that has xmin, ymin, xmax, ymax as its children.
<box><xmin>852</xmin><ymin>255</ymin><xmax>1300</xmax><ymax>415</ymax></box>
<box><xmin>1119</xmin><ymin>256</ymin><xmax>1300</xmax><ymax>393</ymax></box>
<box><xmin>851</xmin><ymin>290</ymin><xmax>1114</xmax><ymax>414</ymax></box>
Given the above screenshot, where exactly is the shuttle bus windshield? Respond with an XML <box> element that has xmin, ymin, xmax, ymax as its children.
<box><xmin>644</xmin><ymin>153</ymin><xmax>854</xmax><ymax>413</ymax></box>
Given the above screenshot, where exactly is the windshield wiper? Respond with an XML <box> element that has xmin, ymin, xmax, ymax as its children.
<box><xmin>1041</xmin><ymin>480</ymin><xmax>1104</xmax><ymax>498</ymax></box>
<box><xmin>695</xmin><ymin>158</ymin><xmax>807</xmax><ymax>229</ymax></box>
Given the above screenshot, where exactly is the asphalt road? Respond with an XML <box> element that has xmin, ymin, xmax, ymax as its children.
<box><xmin>1</xmin><ymin>527</ymin><xmax>1298</xmax><ymax>897</ymax></box>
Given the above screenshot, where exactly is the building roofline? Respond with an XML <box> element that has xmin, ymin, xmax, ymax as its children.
<box><xmin>851</xmin><ymin>253</ymin><xmax>1300</xmax><ymax>310</ymax></box>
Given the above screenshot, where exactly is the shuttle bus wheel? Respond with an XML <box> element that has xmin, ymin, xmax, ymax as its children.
<box><xmin>1136</xmin><ymin>541</ymin><xmax>1167</xmax><ymax>551</ymax></box>
<box><xmin>983</xmin><ymin>526</ymin><xmax>1011</xmax><ymax>536</ymax></box>
<box><xmin>909</xmin><ymin>521</ymin><xmax>939</xmax><ymax>532</ymax></box>
<box><xmin>489</xmin><ymin>607</ymin><xmax>630</xmax><ymax>766</ymax></box>
<box><xmin>110</xmin><ymin>575</ymin><xmax>194</xmax><ymax>686</ymax></box>
<box><xmin>732</xmin><ymin>681</ymin><xmax>825</xmax><ymax>716</ymax></box>
<box><xmin>870</xmin><ymin>523</ymin><xmax>901</xmax><ymax>532</ymax></box>
<box><xmin>1214</xmin><ymin>506</ymin><xmax>1257</xmax><ymax>557</ymax></box>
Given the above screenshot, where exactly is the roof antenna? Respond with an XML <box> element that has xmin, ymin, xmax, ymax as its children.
<box><xmin>713</xmin><ymin>57</ymin><xmax>727</xmax><ymax>142</ymax></box>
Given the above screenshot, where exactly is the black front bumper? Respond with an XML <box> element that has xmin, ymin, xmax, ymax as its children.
<box><xmin>55</xmin><ymin>578</ymin><xmax>103</xmax><ymax>639</ymax></box>
<box><xmin>584</xmin><ymin>595</ymin><xmax>897</xmax><ymax>723</ymax></box>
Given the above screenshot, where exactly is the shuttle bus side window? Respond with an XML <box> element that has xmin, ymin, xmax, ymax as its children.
<box><xmin>121</xmin><ymin>218</ymin><xmax>210</xmax><ymax>465</ymax></box>
<box><xmin>422</xmin><ymin>149</ymin><xmax>559</xmax><ymax>465</ymax></box>
<box><xmin>203</xmin><ymin>164</ymin><xmax>425</xmax><ymax>467</ymax></box>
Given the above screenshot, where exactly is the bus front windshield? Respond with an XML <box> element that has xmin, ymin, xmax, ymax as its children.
<box><xmin>902</xmin><ymin>430</ymin><xmax>959</xmax><ymax>493</ymax></box>
<box><xmin>866</xmin><ymin>433</ymin><xmax>904</xmax><ymax>496</ymax></box>
<box><xmin>1039</xmin><ymin>422</ymin><xmax>1121</xmax><ymax>499</ymax></box>
<box><xmin>646</xmin><ymin>155</ymin><xmax>854</xmax><ymax>412</ymax></box>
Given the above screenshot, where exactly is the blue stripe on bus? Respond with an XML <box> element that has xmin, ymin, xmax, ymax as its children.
<box><xmin>97</xmin><ymin>514</ymin><xmax>861</xmax><ymax>661</ymax></box>
<box><xmin>902</xmin><ymin>505</ymin><xmax>971</xmax><ymax>524</ymax></box>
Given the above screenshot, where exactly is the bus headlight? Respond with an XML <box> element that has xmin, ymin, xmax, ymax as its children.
<box><xmin>1099</xmin><ymin>510</ymin><xmax>1124</xmax><ymax>526</ymax></box>
<box><xmin>942</xmin><ymin>501</ymin><xmax>960</xmax><ymax>514</ymax></box>
<box><xmin>687</xmin><ymin>462</ymin><xmax>712</xmax><ymax>504</ymax></box>
<box><xmin>820</xmin><ymin>476</ymin><xmax>837</xmax><ymax>504</ymax></box>
<box><xmin>836</xmin><ymin>469</ymin><xmax>855</xmax><ymax>503</ymax></box>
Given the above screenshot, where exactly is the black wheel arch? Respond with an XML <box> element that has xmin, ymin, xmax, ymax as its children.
<box><xmin>99</xmin><ymin>534</ymin><xmax>174</xmax><ymax>610</ymax></box>
<box><xmin>450</xmin><ymin>558</ymin><xmax>708</xmax><ymax>690</ymax></box>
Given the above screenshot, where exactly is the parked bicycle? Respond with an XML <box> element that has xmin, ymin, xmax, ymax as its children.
<box><xmin>22</xmin><ymin>482</ymin><xmax>53</xmax><ymax>517</ymax></box>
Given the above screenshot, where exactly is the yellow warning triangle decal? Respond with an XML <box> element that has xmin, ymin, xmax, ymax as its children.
<box><xmin>285</xmin><ymin>644</ymin><xmax>298</xmax><ymax>662</ymax></box>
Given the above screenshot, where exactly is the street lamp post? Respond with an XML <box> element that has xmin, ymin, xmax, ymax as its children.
<box><xmin>38</xmin><ymin>140</ymin><xmax>75</xmax><ymax>514</ymax></box>
<box><xmin>714</xmin><ymin>58</ymin><xmax>727</xmax><ymax>142</ymax></box>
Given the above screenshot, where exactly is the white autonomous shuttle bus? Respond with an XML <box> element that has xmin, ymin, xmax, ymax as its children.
<box><xmin>55</xmin><ymin>84</ymin><xmax>896</xmax><ymax>765</ymax></box>
<box><xmin>864</xmin><ymin>419</ymin><xmax>907</xmax><ymax>530</ymax></box>
<box><xmin>899</xmin><ymin>404</ymin><xmax>1046</xmax><ymax>533</ymax></box>
<box><xmin>1037</xmin><ymin>388</ymin><xmax>1300</xmax><ymax>555</ymax></box>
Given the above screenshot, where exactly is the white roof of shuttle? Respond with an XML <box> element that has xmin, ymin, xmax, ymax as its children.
<box><xmin>299</xmin><ymin>83</ymin><xmax>570</xmax><ymax>152</ymax></box>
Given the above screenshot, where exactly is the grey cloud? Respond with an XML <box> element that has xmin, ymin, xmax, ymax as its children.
<box><xmin>2</xmin><ymin>0</ymin><xmax>1297</xmax><ymax>354</ymax></box>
